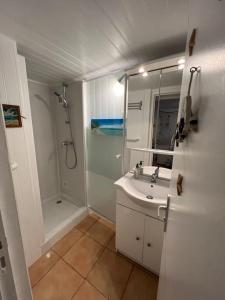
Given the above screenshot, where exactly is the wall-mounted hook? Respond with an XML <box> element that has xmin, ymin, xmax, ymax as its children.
<box><xmin>175</xmin><ymin>66</ymin><xmax>200</xmax><ymax>146</ymax></box>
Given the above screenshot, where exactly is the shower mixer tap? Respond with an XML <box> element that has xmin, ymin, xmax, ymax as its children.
<box><xmin>54</xmin><ymin>84</ymin><xmax>77</xmax><ymax>169</ymax></box>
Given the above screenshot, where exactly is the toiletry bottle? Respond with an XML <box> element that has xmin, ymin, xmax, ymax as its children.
<box><xmin>139</xmin><ymin>161</ymin><xmax>144</xmax><ymax>175</ymax></box>
<box><xmin>134</xmin><ymin>163</ymin><xmax>140</xmax><ymax>179</ymax></box>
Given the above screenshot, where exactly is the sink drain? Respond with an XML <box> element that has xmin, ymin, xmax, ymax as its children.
<box><xmin>146</xmin><ymin>195</ymin><xmax>153</xmax><ymax>199</ymax></box>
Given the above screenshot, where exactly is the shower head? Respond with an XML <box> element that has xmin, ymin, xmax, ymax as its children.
<box><xmin>54</xmin><ymin>91</ymin><xmax>68</xmax><ymax>108</ymax></box>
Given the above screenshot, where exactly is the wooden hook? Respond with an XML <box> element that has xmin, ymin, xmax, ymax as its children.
<box><xmin>189</xmin><ymin>29</ymin><xmax>197</xmax><ymax>56</ymax></box>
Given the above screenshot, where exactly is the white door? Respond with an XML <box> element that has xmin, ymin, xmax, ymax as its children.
<box><xmin>143</xmin><ymin>216</ymin><xmax>164</xmax><ymax>274</ymax></box>
<box><xmin>0</xmin><ymin>212</ymin><xmax>17</xmax><ymax>300</ymax></box>
<box><xmin>116</xmin><ymin>204</ymin><xmax>144</xmax><ymax>263</ymax></box>
<box><xmin>157</xmin><ymin>1</ymin><xmax>225</xmax><ymax>299</ymax></box>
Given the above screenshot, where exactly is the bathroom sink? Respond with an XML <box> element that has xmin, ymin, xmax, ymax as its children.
<box><xmin>114</xmin><ymin>172</ymin><xmax>169</xmax><ymax>207</ymax></box>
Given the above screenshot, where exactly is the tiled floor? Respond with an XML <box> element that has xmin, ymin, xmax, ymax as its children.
<box><xmin>29</xmin><ymin>213</ymin><xmax>159</xmax><ymax>300</ymax></box>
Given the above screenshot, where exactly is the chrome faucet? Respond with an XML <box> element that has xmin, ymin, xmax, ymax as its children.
<box><xmin>150</xmin><ymin>166</ymin><xmax>160</xmax><ymax>183</ymax></box>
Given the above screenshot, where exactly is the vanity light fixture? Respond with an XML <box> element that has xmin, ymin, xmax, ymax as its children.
<box><xmin>178</xmin><ymin>58</ymin><xmax>185</xmax><ymax>65</ymax></box>
<box><xmin>142</xmin><ymin>71</ymin><xmax>148</xmax><ymax>77</ymax></box>
<box><xmin>139</xmin><ymin>67</ymin><xmax>145</xmax><ymax>73</ymax></box>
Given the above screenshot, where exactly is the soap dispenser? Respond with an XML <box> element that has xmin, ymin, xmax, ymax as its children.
<box><xmin>134</xmin><ymin>163</ymin><xmax>140</xmax><ymax>179</ymax></box>
<box><xmin>139</xmin><ymin>161</ymin><xmax>144</xmax><ymax>175</ymax></box>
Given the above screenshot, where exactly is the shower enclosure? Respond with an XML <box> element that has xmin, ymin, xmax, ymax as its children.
<box><xmin>29</xmin><ymin>81</ymin><xmax>87</xmax><ymax>245</ymax></box>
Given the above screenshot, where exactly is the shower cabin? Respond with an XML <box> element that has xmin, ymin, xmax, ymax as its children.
<box><xmin>28</xmin><ymin>80</ymin><xmax>87</xmax><ymax>249</ymax></box>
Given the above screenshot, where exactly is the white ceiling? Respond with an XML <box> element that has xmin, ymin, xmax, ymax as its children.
<box><xmin>0</xmin><ymin>0</ymin><xmax>189</xmax><ymax>85</ymax></box>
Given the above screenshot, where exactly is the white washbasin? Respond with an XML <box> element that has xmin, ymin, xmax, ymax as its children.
<box><xmin>114</xmin><ymin>172</ymin><xmax>169</xmax><ymax>207</ymax></box>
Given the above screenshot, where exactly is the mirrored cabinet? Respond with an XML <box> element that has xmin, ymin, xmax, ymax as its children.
<box><xmin>125</xmin><ymin>55</ymin><xmax>184</xmax><ymax>170</ymax></box>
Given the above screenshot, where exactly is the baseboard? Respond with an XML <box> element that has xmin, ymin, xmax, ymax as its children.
<box><xmin>88</xmin><ymin>207</ymin><xmax>115</xmax><ymax>224</ymax></box>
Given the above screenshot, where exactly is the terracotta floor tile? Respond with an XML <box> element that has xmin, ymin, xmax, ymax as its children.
<box><xmin>33</xmin><ymin>260</ymin><xmax>83</xmax><ymax>300</ymax></box>
<box><xmin>76</xmin><ymin>215</ymin><xmax>98</xmax><ymax>233</ymax></box>
<box><xmin>122</xmin><ymin>266</ymin><xmax>159</xmax><ymax>300</ymax></box>
<box><xmin>52</xmin><ymin>228</ymin><xmax>83</xmax><ymax>256</ymax></box>
<box><xmin>63</xmin><ymin>235</ymin><xmax>103</xmax><ymax>278</ymax></box>
<box><xmin>88</xmin><ymin>220</ymin><xmax>114</xmax><ymax>246</ymax></box>
<box><xmin>106</xmin><ymin>234</ymin><xmax>116</xmax><ymax>252</ymax></box>
<box><xmin>87</xmin><ymin>248</ymin><xmax>133</xmax><ymax>300</ymax></box>
<box><xmin>29</xmin><ymin>250</ymin><xmax>59</xmax><ymax>287</ymax></box>
<box><xmin>72</xmin><ymin>280</ymin><xmax>106</xmax><ymax>300</ymax></box>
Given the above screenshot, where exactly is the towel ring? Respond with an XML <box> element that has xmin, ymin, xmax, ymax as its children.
<box><xmin>188</xmin><ymin>66</ymin><xmax>201</xmax><ymax>96</ymax></box>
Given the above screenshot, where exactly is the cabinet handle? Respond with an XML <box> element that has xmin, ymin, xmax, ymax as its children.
<box><xmin>147</xmin><ymin>243</ymin><xmax>151</xmax><ymax>247</ymax></box>
<box><xmin>136</xmin><ymin>237</ymin><xmax>140</xmax><ymax>241</ymax></box>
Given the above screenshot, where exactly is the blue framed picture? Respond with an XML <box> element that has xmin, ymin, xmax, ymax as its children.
<box><xmin>2</xmin><ymin>104</ymin><xmax>22</xmax><ymax>128</ymax></box>
<box><xmin>91</xmin><ymin>118</ymin><xmax>123</xmax><ymax>136</ymax></box>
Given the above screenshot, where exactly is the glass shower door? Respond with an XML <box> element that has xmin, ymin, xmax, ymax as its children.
<box><xmin>84</xmin><ymin>73</ymin><xmax>124</xmax><ymax>222</ymax></box>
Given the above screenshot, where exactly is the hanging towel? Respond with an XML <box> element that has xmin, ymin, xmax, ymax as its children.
<box><xmin>181</xmin><ymin>95</ymin><xmax>192</xmax><ymax>138</ymax></box>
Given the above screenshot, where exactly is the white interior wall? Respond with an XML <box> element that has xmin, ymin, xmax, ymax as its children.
<box><xmin>158</xmin><ymin>0</ymin><xmax>225</xmax><ymax>299</ymax></box>
<box><xmin>28</xmin><ymin>81</ymin><xmax>60</xmax><ymax>202</ymax></box>
<box><xmin>55</xmin><ymin>81</ymin><xmax>86</xmax><ymax>207</ymax></box>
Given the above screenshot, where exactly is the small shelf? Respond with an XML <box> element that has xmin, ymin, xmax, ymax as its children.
<box><xmin>127</xmin><ymin>147</ymin><xmax>176</xmax><ymax>156</ymax></box>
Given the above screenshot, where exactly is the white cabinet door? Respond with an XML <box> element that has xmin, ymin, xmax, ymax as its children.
<box><xmin>116</xmin><ymin>204</ymin><xmax>144</xmax><ymax>263</ymax></box>
<box><xmin>143</xmin><ymin>216</ymin><xmax>164</xmax><ymax>274</ymax></box>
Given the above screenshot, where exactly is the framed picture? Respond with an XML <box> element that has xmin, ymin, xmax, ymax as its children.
<box><xmin>2</xmin><ymin>104</ymin><xmax>22</xmax><ymax>128</ymax></box>
<box><xmin>91</xmin><ymin>118</ymin><xmax>123</xmax><ymax>136</ymax></box>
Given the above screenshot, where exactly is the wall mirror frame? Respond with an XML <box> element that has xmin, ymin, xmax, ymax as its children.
<box><xmin>123</xmin><ymin>54</ymin><xmax>185</xmax><ymax>170</ymax></box>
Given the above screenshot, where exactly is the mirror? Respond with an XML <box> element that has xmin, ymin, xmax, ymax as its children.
<box><xmin>126</xmin><ymin>63</ymin><xmax>183</xmax><ymax>169</ymax></box>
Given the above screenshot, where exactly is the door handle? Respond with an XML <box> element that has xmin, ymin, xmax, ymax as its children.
<box><xmin>158</xmin><ymin>195</ymin><xmax>171</xmax><ymax>232</ymax></box>
<box><xmin>157</xmin><ymin>205</ymin><xmax>167</xmax><ymax>220</ymax></box>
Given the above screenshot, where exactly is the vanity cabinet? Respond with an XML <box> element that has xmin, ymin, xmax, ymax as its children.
<box><xmin>143</xmin><ymin>215</ymin><xmax>164</xmax><ymax>274</ymax></box>
<box><xmin>116</xmin><ymin>203</ymin><xmax>164</xmax><ymax>274</ymax></box>
<box><xmin>116</xmin><ymin>205</ymin><xmax>144</xmax><ymax>264</ymax></box>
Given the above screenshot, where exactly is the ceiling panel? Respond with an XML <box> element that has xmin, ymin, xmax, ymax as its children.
<box><xmin>0</xmin><ymin>0</ymin><xmax>188</xmax><ymax>84</ymax></box>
